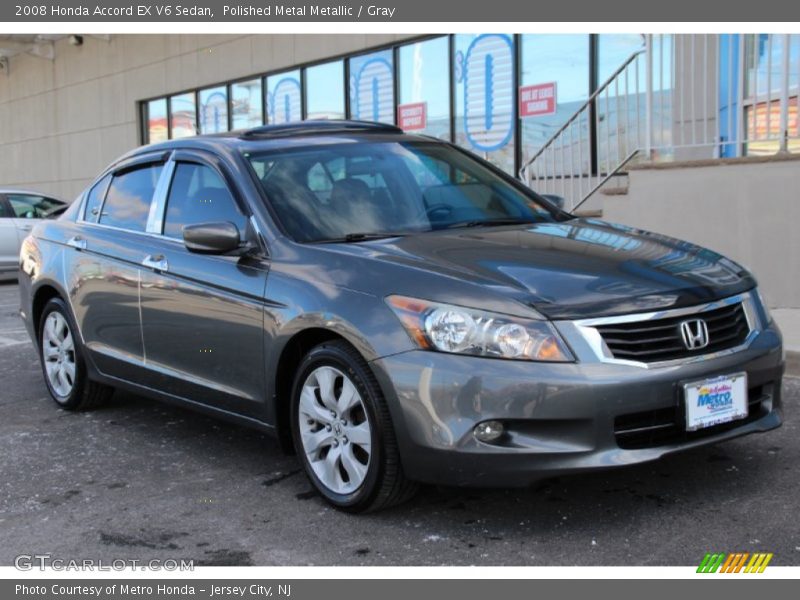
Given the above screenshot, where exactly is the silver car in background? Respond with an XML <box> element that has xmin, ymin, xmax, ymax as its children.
<box><xmin>0</xmin><ymin>189</ymin><xmax>66</xmax><ymax>279</ymax></box>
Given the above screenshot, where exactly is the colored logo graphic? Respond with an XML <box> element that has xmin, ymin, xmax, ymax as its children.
<box><xmin>354</xmin><ymin>57</ymin><xmax>394</xmax><ymax>123</ymax></box>
<box><xmin>269</xmin><ymin>77</ymin><xmax>302</xmax><ymax>124</ymax></box>
<box><xmin>463</xmin><ymin>34</ymin><xmax>515</xmax><ymax>152</ymax></box>
<box><xmin>696</xmin><ymin>383</ymin><xmax>734</xmax><ymax>412</ymax></box>
<box><xmin>697</xmin><ymin>552</ymin><xmax>773</xmax><ymax>573</ymax></box>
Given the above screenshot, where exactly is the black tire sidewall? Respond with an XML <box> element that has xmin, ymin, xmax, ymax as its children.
<box><xmin>290</xmin><ymin>343</ymin><xmax>384</xmax><ymax>510</ymax></box>
<box><xmin>38</xmin><ymin>298</ymin><xmax>86</xmax><ymax>409</ymax></box>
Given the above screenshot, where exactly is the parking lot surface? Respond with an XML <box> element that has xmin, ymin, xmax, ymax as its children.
<box><xmin>0</xmin><ymin>280</ymin><xmax>798</xmax><ymax>566</ymax></box>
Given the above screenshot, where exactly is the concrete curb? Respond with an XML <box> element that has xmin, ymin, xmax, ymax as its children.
<box><xmin>786</xmin><ymin>351</ymin><xmax>800</xmax><ymax>378</ymax></box>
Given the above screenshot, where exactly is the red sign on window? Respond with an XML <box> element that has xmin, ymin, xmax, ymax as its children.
<box><xmin>397</xmin><ymin>102</ymin><xmax>427</xmax><ymax>131</ymax></box>
<box><xmin>519</xmin><ymin>82</ymin><xmax>557</xmax><ymax>118</ymax></box>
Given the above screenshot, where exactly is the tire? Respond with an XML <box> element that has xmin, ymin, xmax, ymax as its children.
<box><xmin>38</xmin><ymin>297</ymin><xmax>113</xmax><ymax>411</ymax></box>
<box><xmin>290</xmin><ymin>340</ymin><xmax>417</xmax><ymax>512</ymax></box>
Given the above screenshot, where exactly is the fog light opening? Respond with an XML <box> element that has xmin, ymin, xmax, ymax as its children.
<box><xmin>474</xmin><ymin>420</ymin><xmax>505</xmax><ymax>443</ymax></box>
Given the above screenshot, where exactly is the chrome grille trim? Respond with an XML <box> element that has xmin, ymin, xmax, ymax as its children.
<box><xmin>570</xmin><ymin>292</ymin><xmax>759</xmax><ymax>369</ymax></box>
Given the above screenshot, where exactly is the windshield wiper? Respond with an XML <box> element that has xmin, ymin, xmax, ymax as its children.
<box><xmin>442</xmin><ymin>217</ymin><xmax>539</xmax><ymax>230</ymax></box>
<box><xmin>315</xmin><ymin>232</ymin><xmax>407</xmax><ymax>244</ymax></box>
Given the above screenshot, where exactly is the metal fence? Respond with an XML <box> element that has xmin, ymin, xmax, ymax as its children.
<box><xmin>520</xmin><ymin>34</ymin><xmax>800</xmax><ymax>211</ymax></box>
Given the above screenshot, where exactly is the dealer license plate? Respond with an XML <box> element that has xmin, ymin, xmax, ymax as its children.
<box><xmin>684</xmin><ymin>373</ymin><xmax>748</xmax><ymax>432</ymax></box>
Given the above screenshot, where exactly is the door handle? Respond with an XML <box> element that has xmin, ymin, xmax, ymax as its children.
<box><xmin>67</xmin><ymin>236</ymin><xmax>87</xmax><ymax>250</ymax></box>
<box><xmin>19</xmin><ymin>224</ymin><xmax>33</xmax><ymax>232</ymax></box>
<box><xmin>142</xmin><ymin>254</ymin><xmax>169</xmax><ymax>272</ymax></box>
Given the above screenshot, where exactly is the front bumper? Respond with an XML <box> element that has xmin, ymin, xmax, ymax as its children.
<box><xmin>371</xmin><ymin>321</ymin><xmax>784</xmax><ymax>487</ymax></box>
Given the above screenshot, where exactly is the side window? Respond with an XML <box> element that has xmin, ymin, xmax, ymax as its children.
<box><xmin>162</xmin><ymin>163</ymin><xmax>247</xmax><ymax>240</ymax></box>
<box><xmin>0</xmin><ymin>199</ymin><xmax>10</xmax><ymax>218</ymax></box>
<box><xmin>7</xmin><ymin>194</ymin><xmax>62</xmax><ymax>219</ymax></box>
<box><xmin>100</xmin><ymin>164</ymin><xmax>163</xmax><ymax>231</ymax></box>
<box><xmin>83</xmin><ymin>175</ymin><xmax>111</xmax><ymax>223</ymax></box>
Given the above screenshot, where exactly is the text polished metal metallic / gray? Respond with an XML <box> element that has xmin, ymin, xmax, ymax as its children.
<box><xmin>17</xmin><ymin>121</ymin><xmax>784</xmax><ymax>511</ymax></box>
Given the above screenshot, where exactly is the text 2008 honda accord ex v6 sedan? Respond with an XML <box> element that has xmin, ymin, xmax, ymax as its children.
<box><xmin>18</xmin><ymin>121</ymin><xmax>784</xmax><ymax>512</ymax></box>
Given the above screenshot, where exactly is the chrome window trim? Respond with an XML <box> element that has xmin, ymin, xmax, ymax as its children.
<box><xmin>571</xmin><ymin>292</ymin><xmax>759</xmax><ymax>369</ymax></box>
<box><xmin>146</xmin><ymin>156</ymin><xmax>176</xmax><ymax>234</ymax></box>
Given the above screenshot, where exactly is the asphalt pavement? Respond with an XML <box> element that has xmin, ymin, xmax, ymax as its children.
<box><xmin>0</xmin><ymin>280</ymin><xmax>798</xmax><ymax>566</ymax></box>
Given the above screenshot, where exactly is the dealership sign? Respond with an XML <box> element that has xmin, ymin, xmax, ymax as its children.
<box><xmin>397</xmin><ymin>103</ymin><xmax>427</xmax><ymax>131</ymax></box>
<box><xmin>519</xmin><ymin>82</ymin><xmax>557</xmax><ymax>117</ymax></box>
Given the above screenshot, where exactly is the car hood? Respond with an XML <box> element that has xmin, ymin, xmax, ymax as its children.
<box><xmin>334</xmin><ymin>218</ymin><xmax>755</xmax><ymax>320</ymax></box>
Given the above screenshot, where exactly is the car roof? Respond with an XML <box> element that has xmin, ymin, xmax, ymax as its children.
<box><xmin>0</xmin><ymin>189</ymin><xmax>65</xmax><ymax>201</ymax></box>
<box><xmin>120</xmin><ymin>120</ymin><xmax>439</xmax><ymax>165</ymax></box>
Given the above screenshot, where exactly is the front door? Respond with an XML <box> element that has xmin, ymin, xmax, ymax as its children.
<box><xmin>138</xmin><ymin>157</ymin><xmax>269</xmax><ymax>417</ymax></box>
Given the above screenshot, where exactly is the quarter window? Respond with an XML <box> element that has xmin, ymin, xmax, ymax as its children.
<box><xmin>162</xmin><ymin>163</ymin><xmax>247</xmax><ymax>239</ymax></box>
<box><xmin>100</xmin><ymin>164</ymin><xmax>164</xmax><ymax>231</ymax></box>
<box><xmin>83</xmin><ymin>175</ymin><xmax>111</xmax><ymax>223</ymax></box>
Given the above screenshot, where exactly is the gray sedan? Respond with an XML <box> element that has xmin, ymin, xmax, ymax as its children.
<box><xmin>17</xmin><ymin>121</ymin><xmax>784</xmax><ymax>512</ymax></box>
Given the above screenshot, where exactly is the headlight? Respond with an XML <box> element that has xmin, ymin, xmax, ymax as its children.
<box><xmin>386</xmin><ymin>295</ymin><xmax>573</xmax><ymax>362</ymax></box>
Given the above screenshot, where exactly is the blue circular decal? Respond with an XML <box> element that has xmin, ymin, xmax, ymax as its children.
<box><xmin>354</xmin><ymin>58</ymin><xmax>393</xmax><ymax>123</ymax></box>
<box><xmin>463</xmin><ymin>34</ymin><xmax>515</xmax><ymax>152</ymax></box>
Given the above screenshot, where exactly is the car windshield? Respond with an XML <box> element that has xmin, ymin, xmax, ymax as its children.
<box><xmin>244</xmin><ymin>141</ymin><xmax>562</xmax><ymax>243</ymax></box>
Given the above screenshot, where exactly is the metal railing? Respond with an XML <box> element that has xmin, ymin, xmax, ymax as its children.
<box><xmin>520</xmin><ymin>34</ymin><xmax>800</xmax><ymax>211</ymax></box>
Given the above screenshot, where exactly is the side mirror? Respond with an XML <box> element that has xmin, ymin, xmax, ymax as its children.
<box><xmin>541</xmin><ymin>194</ymin><xmax>566</xmax><ymax>210</ymax></box>
<box><xmin>183</xmin><ymin>221</ymin><xmax>244</xmax><ymax>255</ymax></box>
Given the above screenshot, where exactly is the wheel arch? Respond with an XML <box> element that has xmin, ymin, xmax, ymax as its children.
<box><xmin>31</xmin><ymin>281</ymin><xmax>69</xmax><ymax>347</ymax></box>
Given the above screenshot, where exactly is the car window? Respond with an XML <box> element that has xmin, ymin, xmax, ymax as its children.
<box><xmin>247</xmin><ymin>142</ymin><xmax>558</xmax><ymax>243</ymax></box>
<box><xmin>83</xmin><ymin>175</ymin><xmax>111</xmax><ymax>223</ymax></box>
<box><xmin>0</xmin><ymin>200</ymin><xmax>10</xmax><ymax>218</ymax></box>
<box><xmin>99</xmin><ymin>164</ymin><xmax>163</xmax><ymax>231</ymax></box>
<box><xmin>7</xmin><ymin>194</ymin><xmax>64</xmax><ymax>219</ymax></box>
<box><xmin>162</xmin><ymin>162</ymin><xmax>248</xmax><ymax>240</ymax></box>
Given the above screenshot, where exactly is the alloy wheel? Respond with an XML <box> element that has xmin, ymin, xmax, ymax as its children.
<box><xmin>297</xmin><ymin>366</ymin><xmax>372</xmax><ymax>495</ymax></box>
<box><xmin>42</xmin><ymin>311</ymin><xmax>76</xmax><ymax>398</ymax></box>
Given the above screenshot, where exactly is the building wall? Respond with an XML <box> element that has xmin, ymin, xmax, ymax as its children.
<box><xmin>604</xmin><ymin>156</ymin><xmax>800</xmax><ymax>308</ymax></box>
<box><xmin>0</xmin><ymin>34</ymin><xmax>413</xmax><ymax>201</ymax></box>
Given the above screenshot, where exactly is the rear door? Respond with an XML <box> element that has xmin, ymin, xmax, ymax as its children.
<box><xmin>68</xmin><ymin>157</ymin><xmax>167</xmax><ymax>380</ymax></box>
<box><xmin>138</xmin><ymin>151</ymin><xmax>269</xmax><ymax>417</ymax></box>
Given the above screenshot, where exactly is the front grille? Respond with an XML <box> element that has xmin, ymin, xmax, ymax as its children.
<box><xmin>614</xmin><ymin>384</ymin><xmax>769</xmax><ymax>450</ymax></box>
<box><xmin>595</xmin><ymin>302</ymin><xmax>750</xmax><ymax>363</ymax></box>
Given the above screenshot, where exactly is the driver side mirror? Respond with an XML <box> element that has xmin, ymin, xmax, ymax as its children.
<box><xmin>183</xmin><ymin>221</ymin><xmax>246</xmax><ymax>255</ymax></box>
<box><xmin>541</xmin><ymin>194</ymin><xmax>566</xmax><ymax>210</ymax></box>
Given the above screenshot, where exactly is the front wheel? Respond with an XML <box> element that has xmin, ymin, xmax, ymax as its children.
<box><xmin>38</xmin><ymin>297</ymin><xmax>113</xmax><ymax>411</ymax></box>
<box><xmin>290</xmin><ymin>340</ymin><xmax>417</xmax><ymax>512</ymax></box>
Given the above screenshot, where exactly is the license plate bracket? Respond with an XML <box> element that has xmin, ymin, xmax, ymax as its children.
<box><xmin>683</xmin><ymin>372</ymin><xmax>748</xmax><ymax>432</ymax></box>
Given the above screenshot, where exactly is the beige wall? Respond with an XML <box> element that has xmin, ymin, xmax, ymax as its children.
<box><xmin>0</xmin><ymin>34</ymin><xmax>414</xmax><ymax>201</ymax></box>
<box><xmin>604</xmin><ymin>157</ymin><xmax>800</xmax><ymax>308</ymax></box>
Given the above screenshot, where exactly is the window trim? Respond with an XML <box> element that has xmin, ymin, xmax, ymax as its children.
<box><xmin>152</xmin><ymin>149</ymin><xmax>254</xmax><ymax>243</ymax></box>
<box><xmin>96</xmin><ymin>160</ymin><xmax>169</xmax><ymax>234</ymax></box>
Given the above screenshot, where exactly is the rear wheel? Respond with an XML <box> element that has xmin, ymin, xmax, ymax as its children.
<box><xmin>38</xmin><ymin>298</ymin><xmax>112</xmax><ymax>411</ymax></box>
<box><xmin>290</xmin><ymin>340</ymin><xmax>417</xmax><ymax>512</ymax></box>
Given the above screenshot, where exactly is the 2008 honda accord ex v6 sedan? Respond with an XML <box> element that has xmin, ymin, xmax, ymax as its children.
<box><xmin>19</xmin><ymin>121</ymin><xmax>784</xmax><ymax>512</ymax></box>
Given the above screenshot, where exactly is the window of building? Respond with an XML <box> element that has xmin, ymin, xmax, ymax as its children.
<box><xmin>100</xmin><ymin>164</ymin><xmax>164</xmax><ymax>231</ymax></box>
<box><xmin>170</xmin><ymin>93</ymin><xmax>197</xmax><ymax>138</ymax></box>
<box><xmin>744</xmin><ymin>34</ymin><xmax>800</xmax><ymax>155</ymax></box>
<box><xmin>349</xmin><ymin>50</ymin><xmax>395</xmax><ymax>124</ymax></box>
<box><xmin>83</xmin><ymin>175</ymin><xmax>111</xmax><ymax>222</ymax></box>
<box><xmin>520</xmin><ymin>34</ymin><xmax>590</xmax><ymax>173</ymax></box>
<box><xmin>146</xmin><ymin>98</ymin><xmax>168</xmax><ymax>144</ymax></box>
<box><xmin>397</xmin><ymin>37</ymin><xmax>450</xmax><ymax>140</ymax></box>
<box><xmin>454</xmin><ymin>34</ymin><xmax>516</xmax><ymax>173</ymax></box>
<box><xmin>231</xmin><ymin>79</ymin><xmax>263</xmax><ymax>130</ymax></box>
<box><xmin>305</xmin><ymin>61</ymin><xmax>345</xmax><ymax>120</ymax></box>
<box><xmin>162</xmin><ymin>163</ymin><xmax>247</xmax><ymax>239</ymax></box>
<box><xmin>266</xmin><ymin>70</ymin><xmax>302</xmax><ymax>124</ymax></box>
<box><xmin>199</xmin><ymin>86</ymin><xmax>229</xmax><ymax>134</ymax></box>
